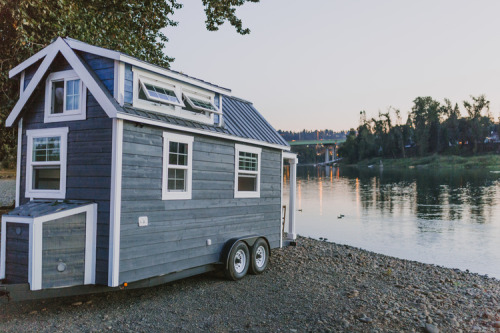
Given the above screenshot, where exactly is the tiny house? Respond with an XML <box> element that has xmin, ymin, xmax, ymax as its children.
<box><xmin>0</xmin><ymin>37</ymin><xmax>298</xmax><ymax>300</ymax></box>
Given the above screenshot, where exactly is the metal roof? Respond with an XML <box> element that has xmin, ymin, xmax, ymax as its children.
<box><xmin>4</xmin><ymin>200</ymin><xmax>93</xmax><ymax>218</ymax></box>
<box><xmin>119</xmin><ymin>96</ymin><xmax>288</xmax><ymax>148</ymax></box>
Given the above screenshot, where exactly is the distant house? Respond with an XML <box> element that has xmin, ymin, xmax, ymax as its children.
<box><xmin>0</xmin><ymin>37</ymin><xmax>298</xmax><ymax>297</ymax></box>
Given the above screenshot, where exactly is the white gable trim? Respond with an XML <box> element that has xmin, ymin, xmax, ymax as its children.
<box><xmin>9</xmin><ymin>43</ymin><xmax>55</xmax><ymax>79</ymax></box>
<box><xmin>6</xmin><ymin>37</ymin><xmax>118</xmax><ymax>127</ymax></box>
<box><xmin>64</xmin><ymin>38</ymin><xmax>231</xmax><ymax>95</ymax></box>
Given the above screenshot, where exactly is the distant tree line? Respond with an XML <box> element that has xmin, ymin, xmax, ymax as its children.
<box><xmin>338</xmin><ymin>95</ymin><xmax>500</xmax><ymax>163</ymax></box>
<box><xmin>278</xmin><ymin>129</ymin><xmax>347</xmax><ymax>141</ymax></box>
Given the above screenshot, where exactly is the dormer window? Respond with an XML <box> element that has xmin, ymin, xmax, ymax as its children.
<box><xmin>183</xmin><ymin>92</ymin><xmax>219</xmax><ymax>114</ymax></box>
<box><xmin>139</xmin><ymin>79</ymin><xmax>184</xmax><ymax>107</ymax></box>
<box><xmin>44</xmin><ymin>70</ymin><xmax>86</xmax><ymax>123</ymax></box>
<box><xmin>132</xmin><ymin>67</ymin><xmax>220</xmax><ymax>125</ymax></box>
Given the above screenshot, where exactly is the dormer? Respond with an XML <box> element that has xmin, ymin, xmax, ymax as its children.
<box><xmin>131</xmin><ymin>67</ymin><xmax>222</xmax><ymax>125</ymax></box>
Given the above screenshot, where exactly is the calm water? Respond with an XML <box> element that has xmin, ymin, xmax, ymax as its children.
<box><xmin>284</xmin><ymin>166</ymin><xmax>500</xmax><ymax>278</ymax></box>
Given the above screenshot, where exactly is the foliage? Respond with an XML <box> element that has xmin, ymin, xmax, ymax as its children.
<box><xmin>278</xmin><ymin>129</ymin><xmax>347</xmax><ymax>142</ymax></box>
<box><xmin>338</xmin><ymin>95</ymin><xmax>498</xmax><ymax>163</ymax></box>
<box><xmin>0</xmin><ymin>0</ymin><xmax>259</xmax><ymax>166</ymax></box>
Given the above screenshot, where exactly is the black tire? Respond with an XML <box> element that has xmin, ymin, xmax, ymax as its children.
<box><xmin>224</xmin><ymin>241</ymin><xmax>250</xmax><ymax>280</ymax></box>
<box><xmin>249</xmin><ymin>238</ymin><xmax>269</xmax><ymax>275</ymax></box>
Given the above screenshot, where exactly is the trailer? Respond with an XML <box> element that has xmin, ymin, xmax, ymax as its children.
<box><xmin>0</xmin><ymin>37</ymin><xmax>298</xmax><ymax>301</ymax></box>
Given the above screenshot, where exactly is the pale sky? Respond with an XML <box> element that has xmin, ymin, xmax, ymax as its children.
<box><xmin>165</xmin><ymin>1</ymin><xmax>500</xmax><ymax>132</ymax></box>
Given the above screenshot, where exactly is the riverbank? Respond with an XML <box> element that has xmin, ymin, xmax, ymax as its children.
<box><xmin>1</xmin><ymin>236</ymin><xmax>499</xmax><ymax>332</ymax></box>
<box><xmin>0</xmin><ymin>168</ymin><xmax>15</xmax><ymax>179</ymax></box>
<box><xmin>355</xmin><ymin>153</ymin><xmax>500</xmax><ymax>170</ymax></box>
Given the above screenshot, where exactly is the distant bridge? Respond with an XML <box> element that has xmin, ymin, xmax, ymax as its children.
<box><xmin>287</xmin><ymin>139</ymin><xmax>346</xmax><ymax>164</ymax></box>
<box><xmin>288</xmin><ymin>139</ymin><xmax>345</xmax><ymax>146</ymax></box>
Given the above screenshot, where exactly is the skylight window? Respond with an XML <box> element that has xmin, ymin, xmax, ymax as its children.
<box><xmin>183</xmin><ymin>93</ymin><xmax>219</xmax><ymax>113</ymax></box>
<box><xmin>139</xmin><ymin>80</ymin><xmax>183</xmax><ymax>107</ymax></box>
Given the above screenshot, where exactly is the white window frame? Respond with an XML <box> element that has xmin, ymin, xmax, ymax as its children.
<box><xmin>138</xmin><ymin>77</ymin><xmax>184</xmax><ymax>108</ymax></box>
<box><xmin>162</xmin><ymin>132</ymin><xmax>193</xmax><ymax>200</ymax></box>
<box><xmin>25</xmin><ymin>127</ymin><xmax>69</xmax><ymax>200</ymax></box>
<box><xmin>234</xmin><ymin>144</ymin><xmax>261</xmax><ymax>198</ymax></box>
<box><xmin>132</xmin><ymin>67</ymin><xmax>215</xmax><ymax>125</ymax></box>
<box><xmin>183</xmin><ymin>89</ymin><xmax>220</xmax><ymax>114</ymax></box>
<box><xmin>44</xmin><ymin>70</ymin><xmax>87</xmax><ymax>123</ymax></box>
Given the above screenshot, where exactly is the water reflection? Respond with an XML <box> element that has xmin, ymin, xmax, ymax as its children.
<box><xmin>285</xmin><ymin>165</ymin><xmax>500</xmax><ymax>278</ymax></box>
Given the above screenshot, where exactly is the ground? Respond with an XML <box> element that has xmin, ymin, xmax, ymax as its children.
<box><xmin>1</xmin><ymin>237</ymin><xmax>499</xmax><ymax>332</ymax></box>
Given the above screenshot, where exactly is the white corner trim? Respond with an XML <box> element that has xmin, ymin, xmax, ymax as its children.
<box><xmin>15</xmin><ymin>118</ymin><xmax>23</xmax><ymax>207</ymax></box>
<box><xmin>9</xmin><ymin>42</ymin><xmax>54</xmax><ymax>79</ymax></box>
<box><xmin>116</xmin><ymin>112</ymin><xmax>290</xmax><ymax>152</ymax></box>
<box><xmin>25</xmin><ymin>127</ymin><xmax>68</xmax><ymax>200</ymax></box>
<box><xmin>109</xmin><ymin>118</ymin><xmax>123</xmax><ymax>287</ymax></box>
<box><xmin>44</xmin><ymin>70</ymin><xmax>87</xmax><ymax>123</ymax></box>
<box><xmin>234</xmin><ymin>144</ymin><xmax>262</xmax><ymax>199</ymax></box>
<box><xmin>280</xmin><ymin>152</ymin><xmax>284</xmax><ymax>249</ymax></box>
<box><xmin>114</xmin><ymin>61</ymin><xmax>125</xmax><ymax>106</ymax></box>
<box><xmin>162</xmin><ymin>132</ymin><xmax>194</xmax><ymax>200</ymax></box>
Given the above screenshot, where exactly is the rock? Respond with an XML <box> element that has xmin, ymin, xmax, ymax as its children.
<box><xmin>29</xmin><ymin>311</ymin><xmax>37</xmax><ymax>315</ymax></box>
<box><xmin>358</xmin><ymin>315</ymin><xmax>373</xmax><ymax>323</ymax></box>
<box><xmin>72</xmin><ymin>301</ymin><xmax>83</xmax><ymax>306</ymax></box>
<box><xmin>424</xmin><ymin>323</ymin><xmax>439</xmax><ymax>333</ymax></box>
<box><xmin>492</xmin><ymin>321</ymin><xmax>500</xmax><ymax>328</ymax></box>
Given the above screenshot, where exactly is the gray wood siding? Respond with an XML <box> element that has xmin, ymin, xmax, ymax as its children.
<box><xmin>5</xmin><ymin>223</ymin><xmax>29</xmax><ymax>284</ymax></box>
<box><xmin>124</xmin><ymin>64</ymin><xmax>133</xmax><ymax>104</ymax></box>
<box><xmin>119</xmin><ymin>122</ymin><xmax>282</xmax><ymax>283</ymax></box>
<box><xmin>19</xmin><ymin>55</ymin><xmax>113</xmax><ymax>285</ymax></box>
<box><xmin>42</xmin><ymin>213</ymin><xmax>86</xmax><ymax>288</ymax></box>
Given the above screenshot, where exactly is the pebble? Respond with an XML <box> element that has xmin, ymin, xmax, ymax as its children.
<box><xmin>424</xmin><ymin>323</ymin><xmax>439</xmax><ymax>333</ymax></box>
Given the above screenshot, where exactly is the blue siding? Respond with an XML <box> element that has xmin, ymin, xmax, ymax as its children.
<box><xmin>119</xmin><ymin>122</ymin><xmax>282</xmax><ymax>283</ymax></box>
<box><xmin>124</xmin><ymin>64</ymin><xmax>133</xmax><ymax>104</ymax></box>
<box><xmin>23</xmin><ymin>61</ymin><xmax>41</xmax><ymax>90</ymax></box>
<box><xmin>19</xmin><ymin>57</ymin><xmax>113</xmax><ymax>285</ymax></box>
<box><xmin>80</xmin><ymin>52</ymin><xmax>114</xmax><ymax>94</ymax></box>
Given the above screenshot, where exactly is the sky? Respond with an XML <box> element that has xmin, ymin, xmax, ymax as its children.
<box><xmin>164</xmin><ymin>1</ymin><xmax>500</xmax><ymax>132</ymax></box>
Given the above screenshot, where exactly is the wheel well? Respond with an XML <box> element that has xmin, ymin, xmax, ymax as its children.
<box><xmin>221</xmin><ymin>235</ymin><xmax>270</xmax><ymax>270</ymax></box>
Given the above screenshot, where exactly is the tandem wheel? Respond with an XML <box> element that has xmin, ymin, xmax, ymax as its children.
<box><xmin>248</xmin><ymin>238</ymin><xmax>269</xmax><ymax>275</ymax></box>
<box><xmin>224</xmin><ymin>241</ymin><xmax>250</xmax><ymax>280</ymax></box>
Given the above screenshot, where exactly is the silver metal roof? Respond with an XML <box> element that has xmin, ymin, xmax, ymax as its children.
<box><xmin>4</xmin><ymin>200</ymin><xmax>93</xmax><ymax>218</ymax></box>
<box><xmin>119</xmin><ymin>95</ymin><xmax>288</xmax><ymax>147</ymax></box>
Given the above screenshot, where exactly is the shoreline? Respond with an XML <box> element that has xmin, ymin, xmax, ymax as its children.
<box><xmin>352</xmin><ymin>154</ymin><xmax>500</xmax><ymax>170</ymax></box>
<box><xmin>1</xmin><ymin>236</ymin><xmax>498</xmax><ymax>332</ymax></box>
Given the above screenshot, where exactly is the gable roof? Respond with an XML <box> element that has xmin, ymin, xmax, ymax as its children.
<box><xmin>6</xmin><ymin>37</ymin><xmax>121</xmax><ymax>127</ymax></box>
<box><xmin>7</xmin><ymin>37</ymin><xmax>289</xmax><ymax>149</ymax></box>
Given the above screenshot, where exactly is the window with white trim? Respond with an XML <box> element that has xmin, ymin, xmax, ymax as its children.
<box><xmin>183</xmin><ymin>91</ymin><xmax>219</xmax><ymax>114</ymax></box>
<box><xmin>234</xmin><ymin>144</ymin><xmax>261</xmax><ymax>198</ymax></box>
<box><xmin>162</xmin><ymin>132</ymin><xmax>193</xmax><ymax>200</ymax></box>
<box><xmin>138</xmin><ymin>79</ymin><xmax>184</xmax><ymax>108</ymax></box>
<box><xmin>26</xmin><ymin>127</ymin><xmax>68</xmax><ymax>199</ymax></box>
<box><xmin>44</xmin><ymin>70</ymin><xmax>86</xmax><ymax>123</ymax></box>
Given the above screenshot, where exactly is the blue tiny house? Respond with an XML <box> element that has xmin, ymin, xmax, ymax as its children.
<box><xmin>0</xmin><ymin>37</ymin><xmax>298</xmax><ymax>298</ymax></box>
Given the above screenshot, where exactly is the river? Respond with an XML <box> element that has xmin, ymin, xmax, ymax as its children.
<box><xmin>283</xmin><ymin>165</ymin><xmax>500</xmax><ymax>278</ymax></box>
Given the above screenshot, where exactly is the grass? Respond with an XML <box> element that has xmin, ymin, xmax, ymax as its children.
<box><xmin>355</xmin><ymin>153</ymin><xmax>500</xmax><ymax>170</ymax></box>
<box><xmin>0</xmin><ymin>168</ymin><xmax>16</xmax><ymax>179</ymax></box>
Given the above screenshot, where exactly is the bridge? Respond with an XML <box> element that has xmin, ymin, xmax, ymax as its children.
<box><xmin>287</xmin><ymin>139</ymin><xmax>345</xmax><ymax>165</ymax></box>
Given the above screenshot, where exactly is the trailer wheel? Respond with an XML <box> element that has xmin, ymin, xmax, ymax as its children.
<box><xmin>249</xmin><ymin>238</ymin><xmax>269</xmax><ymax>275</ymax></box>
<box><xmin>225</xmin><ymin>241</ymin><xmax>250</xmax><ymax>280</ymax></box>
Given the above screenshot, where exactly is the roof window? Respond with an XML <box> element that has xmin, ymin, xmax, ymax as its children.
<box><xmin>138</xmin><ymin>80</ymin><xmax>183</xmax><ymax>107</ymax></box>
<box><xmin>183</xmin><ymin>92</ymin><xmax>219</xmax><ymax>114</ymax></box>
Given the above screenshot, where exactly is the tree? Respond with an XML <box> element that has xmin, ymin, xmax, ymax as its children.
<box><xmin>463</xmin><ymin>95</ymin><xmax>492</xmax><ymax>154</ymax></box>
<box><xmin>0</xmin><ymin>0</ymin><xmax>259</xmax><ymax>166</ymax></box>
<box><xmin>410</xmin><ymin>97</ymin><xmax>442</xmax><ymax>156</ymax></box>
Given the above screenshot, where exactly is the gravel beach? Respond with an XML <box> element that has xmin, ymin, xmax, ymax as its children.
<box><xmin>1</xmin><ymin>236</ymin><xmax>499</xmax><ymax>332</ymax></box>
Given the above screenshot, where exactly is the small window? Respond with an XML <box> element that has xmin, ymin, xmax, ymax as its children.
<box><xmin>183</xmin><ymin>93</ymin><xmax>219</xmax><ymax>113</ymax></box>
<box><xmin>26</xmin><ymin>128</ymin><xmax>68</xmax><ymax>199</ymax></box>
<box><xmin>139</xmin><ymin>79</ymin><xmax>184</xmax><ymax>107</ymax></box>
<box><xmin>44</xmin><ymin>70</ymin><xmax>86</xmax><ymax>123</ymax></box>
<box><xmin>234</xmin><ymin>144</ymin><xmax>261</xmax><ymax>198</ymax></box>
<box><xmin>162</xmin><ymin>132</ymin><xmax>193</xmax><ymax>200</ymax></box>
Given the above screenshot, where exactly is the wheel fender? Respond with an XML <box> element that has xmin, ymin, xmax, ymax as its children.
<box><xmin>221</xmin><ymin>235</ymin><xmax>270</xmax><ymax>270</ymax></box>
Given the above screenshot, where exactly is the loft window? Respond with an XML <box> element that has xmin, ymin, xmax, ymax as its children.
<box><xmin>25</xmin><ymin>127</ymin><xmax>68</xmax><ymax>199</ymax></box>
<box><xmin>139</xmin><ymin>79</ymin><xmax>184</xmax><ymax>107</ymax></box>
<box><xmin>162</xmin><ymin>132</ymin><xmax>193</xmax><ymax>200</ymax></box>
<box><xmin>183</xmin><ymin>93</ymin><xmax>219</xmax><ymax>113</ymax></box>
<box><xmin>234</xmin><ymin>144</ymin><xmax>261</xmax><ymax>198</ymax></box>
<box><xmin>44</xmin><ymin>70</ymin><xmax>86</xmax><ymax>123</ymax></box>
